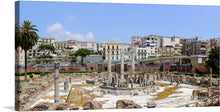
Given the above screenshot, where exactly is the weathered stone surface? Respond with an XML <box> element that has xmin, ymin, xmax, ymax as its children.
<box><xmin>147</xmin><ymin>101</ymin><xmax>157</xmax><ymax>108</ymax></box>
<box><xmin>116</xmin><ymin>99</ymin><xmax>142</xmax><ymax>109</ymax></box>
<box><xmin>83</xmin><ymin>100</ymin><xmax>102</xmax><ymax>110</ymax></box>
<box><xmin>86</xmin><ymin>79</ymin><xmax>96</xmax><ymax>84</ymax></box>
<box><xmin>30</xmin><ymin>102</ymin><xmax>53</xmax><ymax>111</ymax></box>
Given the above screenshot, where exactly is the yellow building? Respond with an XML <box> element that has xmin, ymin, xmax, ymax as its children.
<box><xmin>102</xmin><ymin>42</ymin><xmax>120</xmax><ymax>61</ymax></box>
<box><xmin>158</xmin><ymin>45</ymin><xmax>182</xmax><ymax>56</ymax></box>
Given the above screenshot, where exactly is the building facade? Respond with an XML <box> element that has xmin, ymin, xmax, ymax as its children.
<box><xmin>158</xmin><ymin>45</ymin><xmax>182</xmax><ymax>56</ymax></box>
<box><xmin>102</xmin><ymin>42</ymin><xmax>121</xmax><ymax>61</ymax></box>
<box><xmin>131</xmin><ymin>36</ymin><xmax>142</xmax><ymax>46</ymax></box>
<box><xmin>28</xmin><ymin>38</ymin><xmax>55</xmax><ymax>58</ymax></box>
<box><xmin>210</xmin><ymin>38</ymin><xmax>220</xmax><ymax>48</ymax></box>
<box><xmin>183</xmin><ymin>37</ymin><xmax>208</xmax><ymax>56</ymax></box>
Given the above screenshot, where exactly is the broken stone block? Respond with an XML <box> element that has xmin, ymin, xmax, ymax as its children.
<box><xmin>116</xmin><ymin>99</ymin><xmax>142</xmax><ymax>109</ymax></box>
<box><xmin>83</xmin><ymin>100</ymin><xmax>102</xmax><ymax>110</ymax></box>
<box><xmin>147</xmin><ymin>101</ymin><xmax>157</xmax><ymax>108</ymax></box>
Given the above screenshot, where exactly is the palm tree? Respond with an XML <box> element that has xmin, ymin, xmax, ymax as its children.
<box><xmin>20</xmin><ymin>20</ymin><xmax>39</xmax><ymax>81</ymax></box>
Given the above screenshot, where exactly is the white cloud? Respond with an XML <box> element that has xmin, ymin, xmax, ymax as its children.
<box><xmin>46</xmin><ymin>22</ymin><xmax>94</xmax><ymax>41</ymax></box>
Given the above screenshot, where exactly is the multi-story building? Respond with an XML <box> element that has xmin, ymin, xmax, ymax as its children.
<box><xmin>55</xmin><ymin>41</ymin><xmax>69</xmax><ymax>50</ymax></box>
<box><xmin>15</xmin><ymin>46</ymin><xmax>25</xmax><ymax>67</ymax></box>
<box><xmin>161</xmin><ymin>36</ymin><xmax>179</xmax><ymax>47</ymax></box>
<box><xmin>158</xmin><ymin>45</ymin><xmax>182</xmax><ymax>56</ymax></box>
<box><xmin>182</xmin><ymin>37</ymin><xmax>208</xmax><ymax>56</ymax></box>
<box><xmin>131</xmin><ymin>36</ymin><xmax>142</xmax><ymax>46</ymax></box>
<box><xmin>102</xmin><ymin>41</ymin><xmax>120</xmax><ymax>61</ymax></box>
<box><xmin>28</xmin><ymin>38</ymin><xmax>55</xmax><ymax>58</ymax></box>
<box><xmin>140</xmin><ymin>35</ymin><xmax>161</xmax><ymax>56</ymax></box>
<box><xmin>210</xmin><ymin>38</ymin><xmax>220</xmax><ymax>47</ymax></box>
<box><xmin>97</xmin><ymin>43</ymin><xmax>103</xmax><ymax>52</ymax></box>
<box><xmin>75</xmin><ymin>41</ymin><xmax>97</xmax><ymax>52</ymax></box>
<box><xmin>135</xmin><ymin>47</ymin><xmax>148</xmax><ymax>60</ymax></box>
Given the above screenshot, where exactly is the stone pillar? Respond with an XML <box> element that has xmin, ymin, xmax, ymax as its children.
<box><xmin>108</xmin><ymin>52</ymin><xmax>112</xmax><ymax>84</ymax></box>
<box><xmin>169</xmin><ymin>59</ymin><xmax>171</xmax><ymax>73</ymax></box>
<box><xmin>131</xmin><ymin>50</ymin><xmax>135</xmax><ymax>79</ymax></box>
<box><xmin>144</xmin><ymin>63</ymin><xmax>146</xmax><ymax>71</ymax></box>
<box><xmin>180</xmin><ymin>57</ymin><xmax>182</xmax><ymax>72</ymax></box>
<box><xmin>54</xmin><ymin>62</ymin><xmax>60</xmax><ymax>103</ymax></box>
<box><xmin>69</xmin><ymin>77</ymin><xmax>72</xmax><ymax>84</ymax></box>
<box><xmin>209</xmin><ymin>67</ymin><xmax>212</xmax><ymax>87</ymax></box>
<box><xmin>64</xmin><ymin>78</ymin><xmax>68</xmax><ymax>93</ymax></box>
<box><xmin>170</xmin><ymin>73</ymin><xmax>173</xmax><ymax>85</ymax></box>
<box><xmin>120</xmin><ymin>50</ymin><xmax>124</xmax><ymax>79</ymax></box>
<box><xmin>96</xmin><ymin>64</ymin><xmax>98</xmax><ymax>71</ymax></box>
<box><xmin>176</xmin><ymin>76</ymin><xmax>180</xmax><ymax>86</ymax></box>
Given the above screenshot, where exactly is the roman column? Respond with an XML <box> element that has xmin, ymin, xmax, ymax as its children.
<box><xmin>54</xmin><ymin>62</ymin><xmax>60</xmax><ymax>103</ymax></box>
<box><xmin>108</xmin><ymin>51</ymin><xmax>112</xmax><ymax>84</ymax></box>
<box><xmin>131</xmin><ymin>49</ymin><xmax>135</xmax><ymax>79</ymax></box>
<box><xmin>120</xmin><ymin>49</ymin><xmax>124</xmax><ymax>79</ymax></box>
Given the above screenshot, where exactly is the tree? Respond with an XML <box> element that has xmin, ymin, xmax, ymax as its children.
<box><xmin>206</xmin><ymin>45</ymin><xmax>219</xmax><ymax>74</ymax></box>
<box><xmin>74</xmin><ymin>48</ymin><xmax>91</xmax><ymax>64</ymax></box>
<box><xmin>38</xmin><ymin>44</ymin><xmax>55</xmax><ymax>56</ymax></box>
<box><xmin>20</xmin><ymin>20</ymin><xmax>39</xmax><ymax>81</ymax></box>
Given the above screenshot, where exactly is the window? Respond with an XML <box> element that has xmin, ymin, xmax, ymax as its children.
<box><xmin>20</xmin><ymin>50</ymin><xmax>22</xmax><ymax>53</ymax></box>
<box><xmin>108</xmin><ymin>45</ymin><xmax>110</xmax><ymax>49</ymax></box>
<box><xmin>21</xmin><ymin>56</ymin><xmax>22</xmax><ymax>59</ymax></box>
<box><xmin>112</xmin><ymin>45</ymin><xmax>114</xmax><ymax>49</ymax></box>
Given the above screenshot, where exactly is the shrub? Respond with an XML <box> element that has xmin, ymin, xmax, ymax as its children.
<box><xmin>40</xmin><ymin>72</ymin><xmax>48</xmax><ymax>76</ymax></box>
<box><xmin>195</xmin><ymin>64</ymin><xmax>208</xmax><ymax>75</ymax></box>
<box><xmin>185</xmin><ymin>73</ymin><xmax>194</xmax><ymax>76</ymax></box>
<box><xmin>174</xmin><ymin>72</ymin><xmax>185</xmax><ymax>75</ymax></box>
<box><xmin>212</xmin><ymin>74</ymin><xmax>219</xmax><ymax>78</ymax></box>
<box><xmin>36</xmin><ymin>55</ymin><xmax>53</xmax><ymax>59</ymax></box>
<box><xmin>29</xmin><ymin>74</ymin><xmax>33</xmax><ymax>78</ymax></box>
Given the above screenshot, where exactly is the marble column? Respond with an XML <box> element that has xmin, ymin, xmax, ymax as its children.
<box><xmin>54</xmin><ymin>62</ymin><xmax>60</xmax><ymax>103</ymax></box>
<box><xmin>64</xmin><ymin>78</ymin><xmax>68</xmax><ymax>93</ymax></box>
<box><xmin>108</xmin><ymin>52</ymin><xmax>112</xmax><ymax>84</ymax></box>
<box><xmin>180</xmin><ymin>57</ymin><xmax>182</xmax><ymax>72</ymax></box>
<box><xmin>170</xmin><ymin>73</ymin><xmax>173</xmax><ymax>85</ymax></box>
<box><xmin>131</xmin><ymin>50</ymin><xmax>135</xmax><ymax>79</ymax></box>
<box><xmin>120</xmin><ymin>49</ymin><xmax>124</xmax><ymax>79</ymax></box>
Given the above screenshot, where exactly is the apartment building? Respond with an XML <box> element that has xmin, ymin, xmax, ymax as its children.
<box><xmin>183</xmin><ymin>37</ymin><xmax>208</xmax><ymax>55</ymax></box>
<box><xmin>210</xmin><ymin>38</ymin><xmax>220</xmax><ymax>47</ymax></box>
<box><xmin>158</xmin><ymin>45</ymin><xmax>182</xmax><ymax>56</ymax></box>
<box><xmin>97</xmin><ymin>43</ymin><xmax>103</xmax><ymax>52</ymax></box>
<box><xmin>131</xmin><ymin>36</ymin><xmax>142</xmax><ymax>46</ymax></box>
<box><xmin>55</xmin><ymin>41</ymin><xmax>69</xmax><ymax>50</ymax></box>
<box><xmin>102</xmin><ymin>42</ymin><xmax>120</xmax><ymax>61</ymax></box>
<box><xmin>135</xmin><ymin>47</ymin><xmax>148</xmax><ymax>60</ymax></box>
<box><xmin>75</xmin><ymin>41</ymin><xmax>97</xmax><ymax>52</ymax></box>
<box><xmin>28</xmin><ymin>38</ymin><xmax>55</xmax><ymax>58</ymax></box>
<box><xmin>140</xmin><ymin>35</ymin><xmax>161</xmax><ymax>56</ymax></box>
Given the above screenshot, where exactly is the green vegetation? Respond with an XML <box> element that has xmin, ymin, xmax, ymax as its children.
<box><xmin>36</xmin><ymin>55</ymin><xmax>53</xmax><ymax>59</ymax></box>
<box><xmin>74</xmin><ymin>48</ymin><xmax>91</xmax><ymax>64</ymax></box>
<box><xmin>15</xmin><ymin>20</ymin><xmax>39</xmax><ymax>81</ymax></box>
<box><xmin>184</xmin><ymin>73</ymin><xmax>194</xmax><ymax>76</ymax></box>
<box><xmin>38</xmin><ymin>44</ymin><xmax>55</xmax><ymax>55</ymax></box>
<box><xmin>206</xmin><ymin>45</ymin><xmax>219</xmax><ymax>74</ymax></box>
<box><xmin>29</xmin><ymin>74</ymin><xmax>33</xmax><ymax>78</ymax></box>
<box><xmin>27</xmin><ymin>56</ymin><xmax>31</xmax><ymax>59</ymax></box>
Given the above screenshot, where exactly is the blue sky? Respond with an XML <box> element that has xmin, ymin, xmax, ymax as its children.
<box><xmin>17</xmin><ymin>1</ymin><xmax>220</xmax><ymax>43</ymax></box>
